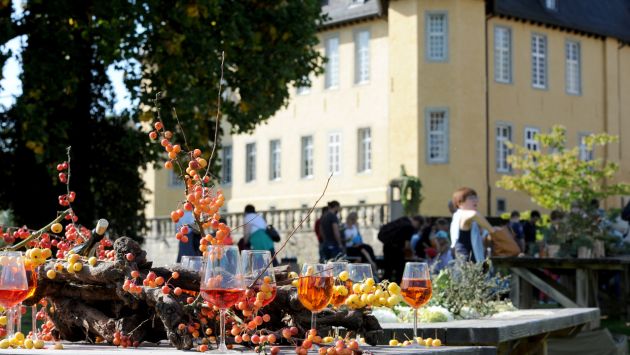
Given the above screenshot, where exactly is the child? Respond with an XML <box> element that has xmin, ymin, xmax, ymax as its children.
<box><xmin>429</xmin><ymin>220</ymin><xmax>453</xmax><ymax>272</ymax></box>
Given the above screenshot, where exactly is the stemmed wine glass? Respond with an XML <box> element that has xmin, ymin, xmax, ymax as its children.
<box><xmin>200</xmin><ymin>245</ymin><xmax>245</xmax><ymax>353</ymax></box>
<box><xmin>17</xmin><ymin>260</ymin><xmax>39</xmax><ymax>337</ymax></box>
<box><xmin>297</xmin><ymin>263</ymin><xmax>334</xmax><ymax>332</ymax></box>
<box><xmin>400</xmin><ymin>262</ymin><xmax>432</xmax><ymax>340</ymax></box>
<box><xmin>0</xmin><ymin>251</ymin><xmax>29</xmax><ymax>338</ymax></box>
<box><xmin>327</xmin><ymin>261</ymin><xmax>349</xmax><ymax>338</ymax></box>
<box><xmin>241</xmin><ymin>250</ymin><xmax>277</xmax><ymax>308</ymax></box>
<box><xmin>347</xmin><ymin>263</ymin><xmax>374</xmax><ymax>286</ymax></box>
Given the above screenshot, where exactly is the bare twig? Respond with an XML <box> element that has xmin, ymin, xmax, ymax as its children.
<box><xmin>172</xmin><ymin>108</ymin><xmax>191</xmax><ymax>153</ymax></box>
<box><xmin>248</xmin><ymin>174</ymin><xmax>333</xmax><ymax>288</ymax></box>
<box><xmin>205</xmin><ymin>51</ymin><xmax>225</xmax><ymax>176</ymax></box>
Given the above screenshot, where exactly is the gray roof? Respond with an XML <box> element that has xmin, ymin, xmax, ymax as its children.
<box><xmin>321</xmin><ymin>0</ymin><xmax>386</xmax><ymax>28</ymax></box>
<box><xmin>491</xmin><ymin>0</ymin><xmax>630</xmax><ymax>43</ymax></box>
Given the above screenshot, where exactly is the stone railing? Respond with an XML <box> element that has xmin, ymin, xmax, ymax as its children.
<box><xmin>144</xmin><ymin>204</ymin><xmax>388</xmax><ymax>266</ymax></box>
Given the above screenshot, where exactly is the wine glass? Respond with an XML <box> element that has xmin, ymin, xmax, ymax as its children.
<box><xmin>327</xmin><ymin>261</ymin><xmax>349</xmax><ymax>338</ymax></box>
<box><xmin>181</xmin><ymin>255</ymin><xmax>205</xmax><ymax>275</ymax></box>
<box><xmin>347</xmin><ymin>263</ymin><xmax>374</xmax><ymax>285</ymax></box>
<box><xmin>0</xmin><ymin>251</ymin><xmax>29</xmax><ymax>337</ymax></box>
<box><xmin>400</xmin><ymin>262</ymin><xmax>432</xmax><ymax>340</ymax></box>
<box><xmin>241</xmin><ymin>250</ymin><xmax>277</xmax><ymax>307</ymax></box>
<box><xmin>17</xmin><ymin>261</ymin><xmax>39</xmax><ymax>337</ymax></box>
<box><xmin>297</xmin><ymin>263</ymin><xmax>334</xmax><ymax>332</ymax></box>
<box><xmin>200</xmin><ymin>245</ymin><xmax>245</xmax><ymax>353</ymax></box>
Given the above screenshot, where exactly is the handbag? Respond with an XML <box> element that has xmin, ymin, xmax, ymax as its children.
<box><xmin>266</xmin><ymin>225</ymin><xmax>281</xmax><ymax>242</ymax></box>
<box><xmin>490</xmin><ymin>227</ymin><xmax>521</xmax><ymax>257</ymax></box>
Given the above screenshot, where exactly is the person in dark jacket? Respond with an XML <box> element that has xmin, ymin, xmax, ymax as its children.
<box><xmin>378</xmin><ymin>216</ymin><xmax>423</xmax><ymax>282</ymax></box>
<box><xmin>522</xmin><ymin>210</ymin><xmax>541</xmax><ymax>255</ymax></box>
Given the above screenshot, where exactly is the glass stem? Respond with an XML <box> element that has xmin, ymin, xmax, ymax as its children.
<box><xmin>6</xmin><ymin>306</ymin><xmax>15</xmax><ymax>338</ymax></box>
<box><xmin>413</xmin><ymin>308</ymin><xmax>418</xmax><ymax>339</ymax></box>
<box><xmin>218</xmin><ymin>309</ymin><xmax>227</xmax><ymax>352</ymax></box>
<box><xmin>31</xmin><ymin>305</ymin><xmax>37</xmax><ymax>341</ymax></box>
<box><xmin>16</xmin><ymin>305</ymin><xmax>22</xmax><ymax>334</ymax></box>
<box><xmin>311</xmin><ymin>311</ymin><xmax>317</xmax><ymax>331</ymax></box>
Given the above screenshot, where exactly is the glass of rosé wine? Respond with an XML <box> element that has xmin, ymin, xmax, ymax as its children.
<box><xmin>297</xmin><ymin>263</ymin><xmax>334</xmax><ymax>332</ymax></box>
<box><xmin>0</xmin><ymin>251</ymin><xmax>29</xmax><ymax>337</ymax></box>
<box><xmin>200</xmin><ymin>245</ymin><xmax>245</xmax><ymax>353</ymax></box>
<box><xmin>241</xmin><ymin>250</ymin><xmax>277</xmax><ymax>308</ymax></box>
<box><xmin>401</xmin><ymin>262</ymin><xmax>432</xmax><ymax>339</ymax></box>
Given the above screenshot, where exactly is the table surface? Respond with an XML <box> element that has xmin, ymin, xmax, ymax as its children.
<box><xmin>0</xmin><ymin>344</ymin><xmax>496</xmax><ymax>355</ymax></box>
<box><xmin>491</xmin><ymin>256</ymin><xmax>630</xmax><ymax>270</ymax></box>
<box><xmin>381</xmin><ymin>308</ymin><xmax>599</xmax><ymax>345</ymax></box>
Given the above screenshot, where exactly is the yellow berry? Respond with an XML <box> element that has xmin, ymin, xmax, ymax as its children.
<box><xmin>34</xmin><ymin>340</ymin><xmax>45</xmax><ymax>349</ymax></box>
<box><xmin>0</xmin><ymin>339</ymin><xmax>9</xmax><ymax>349</ymax></box>
<box><xmin>54</xmin><ymin>342</ymin><xmax>64</xmax><ymax>349</ymax></box>
<box><xmin>47</xmin><ymin>270</ymin><xmax>57</xmax><ymax>279</ymax></box>
<box><xmin>291</xmin><ymin>279</ymin><xmax>298</xmax><ymax>287</ymax></box>
<box><xmin>51</xmin><ymin>223</ymin><xmax>63</xmax><ymax>234</ymax></box>
<box><xmin>30</xmin><ymin>248</ymin><xmax>42</xmax><ymax>260</ymax></box>
<box><xmin>387</xmin><ymin>295</ymin><xmax>399</xmax><ymax>307</ymax></box>
<box><xmin>88</xmin><ymin>257</ymin><xmax>97</xmax><ymax>266</ymax></box>
<box><xmin>55</xmin><ymin>263</ymin><xmax>64</xmax><ymax>271</ymax></box>
<box><xmin>42</xmin><ymin>248</ymin><xmax>52</xmax><ymax>259</ymax></box>
<box><xmin>288</xmin><ymin>271</ymin><xmax>298</xmax><ymax>279</ymax></box>
<box><xmin>14</xmin><ymin>332</ymin><xmax>25</xmax><ymax>341</ymax></box>
<box><xmin>387</xmin><ymin>283</ymin><xmax>401</xmax><ymax>294</ymax></box>
<box><xmin>389</xmin><ymin>339</ymin><xmax>399</xmax><ymax>346</ymax></box>
<box><xmin>338</xmin><ymin>271</ymin><xmax>349</xmax><ymax>282</ymax></box>
<box><xmin>432</xmin><ymin>339</ymin><xmax>442</xmax><ymax>347</ymax></box>
<box><xmin>352</xmin><ymin>283</ymin><xmax>362</xmax><ymax>294</ymax></box>
<box><xmin>0</xmin><ymin>316</ymin><xmax>6</xmax><ymax>326</ymax></box>
<box><xmin>24</xmin><ymin>339</ymin><xmax>34</xmax><ymax>349</ymax></box>
<box><xmin>416</xmin><ymin>337</ymin><xmax>423</xmax><ymax>344</ymax></box>
<box><xmin>69</xmin><ymin>254</ymin><xmax>81</xmax><ymax>263</ymax></box>
<box><xmin>424</xmin><ymin>338</ymin><xmax>433</xmax><ymax>346</ymax></box>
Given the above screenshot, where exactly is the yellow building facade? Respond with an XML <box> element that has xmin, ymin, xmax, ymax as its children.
<box><xmin>144</xmin><ymin>0</ymin><xmax>630</xmax><ymax>220</ymax></box>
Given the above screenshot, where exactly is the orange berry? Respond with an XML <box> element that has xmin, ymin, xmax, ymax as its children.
<box><xmin>154</xmin><ymin>122</ymin><xmax>163</xmax><ymax>130</ymax></box>
<box><xmin>174</xmin><ymin>287</ymin><xmax>183</xmax><ymax>296</ymax></box>
<box><xmin>172</xmin><ymin>271</ymin><xmax>180</xmax><ymax>279</ymax></box>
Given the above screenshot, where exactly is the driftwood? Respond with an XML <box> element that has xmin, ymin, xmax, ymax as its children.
<box><xmin>27</xmin><ymin>237</ymin><xmax>383</xmax><ymax>349</ymax></box>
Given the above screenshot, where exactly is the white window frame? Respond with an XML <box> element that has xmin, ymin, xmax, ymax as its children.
<box><xmin>565</xmin><ymin>40</ymin><xmax>581</xmax><ymax>95</ymax></box>
<box><xmin>578</xmin><ymin>133</ymin><xmax>594</xmax><ymax>161</ymax></box>
<box><xmin>357</xmin><ymin>127</ymin><xmax>372</xmax><ymax>173</ymax></box>
<box><xmin>168</xmin><ymin>170</ymin><xmax>184</xmax><ymax>188</ymax></box>
<box><xmin>327</xmin><ymin>132</ymin><xmax>342</xmax><ymax>176</ymax></box>
<box><xmin>245</xmin><ymin>143</ymin><xmax>256</xmax><ymax>183</ymax></box>
<box><xmin>269</xmin><ymin>139</ymin><xmax>281</xmax><ymax>181</ymax></box>
<box><xmin>425</xmin><ymin>12</ymin><xmax>448</xmax><ymax>62</ymax></box>
<box><xmin>354</xmin><ymin>29</ymin><xmax>370</xmax><ymax>84</ymax></box>
<box><xmin>494</xmin><ymin>26</ymin><xmax>512</xmax><ymax>84</ymax></box>
<box><xmin>425</xmin><ymin>108</ymin><xmax>449</xmax><ymax>164</ymax></box>
<box><xmin>325</xmin><ymin>35</ymin><xmax>340</xmax><ymax>89</ymax></box>
<box><xmin>496</xmin><ymin>122</ymin><xmax>513</xmax><ymax>173</ymax></box>
<box><xmin>301</xmin><ymin>136</ymin><xmax>314</xmax><ymax>179</ymax></box>
<box><xmin>531</xmin><ymin>33</ymin><xmax>548</xmax><ymax>89</ymax></box>
<box><xmin>221</xmin><ymin>145</ymin><xmax>233</xmax><ymax>185</ymax></box>
<box><xmin>524</xmin><ymin>127</ymin><xmax>540</xmax><ymax>152</ymax></box>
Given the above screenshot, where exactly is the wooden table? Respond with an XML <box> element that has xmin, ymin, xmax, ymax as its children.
<box><xmin>491</xmin><ymin>256</ymin><xmax>630</xmax><ymax>319</ymax></box>
<box><xmin>380</xmin><ymin>308</ymin><xmax>599</xmax><ymax>355</ymax></box>
<box><xmin>0</xmin><ymin>344</ymin><xmax>496</xmax><ymax>354</ymax></box>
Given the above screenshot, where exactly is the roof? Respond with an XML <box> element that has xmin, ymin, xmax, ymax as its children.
<box><xmin>491</xmin><ymin>0</ymin><xmax>630</xmax><ymax>43</ymax></box>
<box><xmin>321</xmin><ymin>0</ymin><xmax>386</xmax><ymax>29</ymax></box>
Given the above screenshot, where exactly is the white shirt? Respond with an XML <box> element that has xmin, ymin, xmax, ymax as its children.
<box><xmin>244</xmin><ymin>212</ymin><xmax>267</xmax><ymax>235</ymax></box>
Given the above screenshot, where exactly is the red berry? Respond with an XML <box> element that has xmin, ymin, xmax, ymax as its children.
<box><xmin>162</xmin><ymin>286</ymin><xmax>171</xmax><ymax>294</ymax></box>
<box><xmin>173</xmin><ymin>287</ymin><xmax>182</xmax><ymax>296</ymax></box>
<box><xmin>290</xmin><ymin>327</ymin><xmax>299</xmax><ymax>335</ymax></box>
<box><xmin>126</xmin><ymin>253</ymin><xmax>135</xmax><ymax>261</ymax></box>
<box><xmin>271</xmin><ymin>346</ymin><xmax>280</xmax><ymax>355</ymax></box>
<box><xmin>154</xmin><ymin>122</ymin><xmax>163</xmax><ymax>130</ymax></box>
<box><xmin>130</xmin><ymin>270</ymin><xmax>140</xmax><ymax>278</ymax></box>
<box><xmin>251</xmin><ymin>335</ymin><xmax>260</xmax><ymax>344</ymax></box>
<box><xmin>149</xmin><ymin>131</ymin><xmax>158</xmax><ymax>140</ymax></box>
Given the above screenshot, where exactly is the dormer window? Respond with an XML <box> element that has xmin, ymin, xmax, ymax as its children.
<box><xmin>545</xmin><ymin>0</ymin><xmax>558</xmax><ymax>11</ymax></box>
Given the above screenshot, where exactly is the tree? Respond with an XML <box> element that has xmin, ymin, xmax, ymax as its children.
<box><xmin>0</xmin><ymin>0</ymin><xmax>325</xmax><ymax>239</ymax></box>
<box><xmin>496</xmin><ymin>125</ymin><xmax>630</xmax><ymax>212</ymax></box>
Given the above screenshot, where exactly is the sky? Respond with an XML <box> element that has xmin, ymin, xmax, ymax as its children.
<box><xmin>0</xmin><ymin>0</ymin><xmax>132</xmax><ymax>114</ymax></box>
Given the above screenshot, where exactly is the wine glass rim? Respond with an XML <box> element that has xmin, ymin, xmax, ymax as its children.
<box><xmin>0</xmin><ymin>251</ymin><xmax>24</xmax><ymax>256</ymax></box>
<box><xmin>407</xmin><ymin>262</ymin><xmax>429</xmax><ymax>266</ymax></box>
<box><xmin>242</xmin><ymin>250</ymin><xmax>272</xmax><ymax>255</ymax></box>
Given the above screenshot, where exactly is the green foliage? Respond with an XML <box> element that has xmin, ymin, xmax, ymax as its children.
<box><xmin>0</xmin><ymin>1</ymin><xmax>324</xmax><ymax>239</ymax></box>
<box><xmin>497</xmin><ymin>125</ymin><xmax>630</xmax><ymax>212</ymax></box>
<box><xmin>399</xmin><ymin>165</ymin><xmax>423</xmax><ymax>216</ymax></box>
<box><xmin>430</xmin><ymin>257</ymin><xmax>510</xmax><ymax>317</ymax></box>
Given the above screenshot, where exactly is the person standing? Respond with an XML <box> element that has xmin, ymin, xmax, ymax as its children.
<box><xmin>314</xmin><ymin>206</ymin><xmax>329</xmax><ymax>262</ymax></box>
<box><xmin>522</xmin><ymin>210</ymin><xmax>541</xmax><ymax>255</ymax></box>
<box><xmin>508</xmin><ymin>211</ymin><xmax>525</xmax><ymax>252</ymax></box>
<box><xmin>450</xmin><ymin>187</ymin><xmax>496</xmax><ymax>264</ymax></box>
<box><xmin>243</xmin><ymin>205</ymin><xmax>274</xmax><ymax>254</ymax></box>
<box><xmin>378</xmin><ymin>215</ymin><xmax>424</xmax><ymax>282</ymax></box>
<box><xmin>176</xmin><ymin>211</ymin><xmax>201</xmax><ymax>262</ymax></box>
<box><xmin>320</xmin><ymin>201</ymin><xmax>344</xmax><ymax>261</ymax></box>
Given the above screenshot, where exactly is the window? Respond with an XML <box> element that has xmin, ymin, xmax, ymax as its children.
<box><xmin>325</xmin><ymin>36</ymin><xmax>340</xmax><ymax>89</ymax></box>
<box><xmin>168</xmin><ymin>170</ymin><xmax>184</xmax><ymax>188</ymax></box>
<box><xmin>301</xmin><ymin>136</ymin><xmax>314</xmax><ymax>178</ymax></box>
<box><xmin>357</xmin><ymin>128</ymin><xmax>371</xmax><ymax>172</ymax></box>
<box><xmin>494</xmin><ymin>26</ymin><xmax>512</xmax><ymax>83</ymax></box>
<box><xmin>496</xmin><ymin>123</ymin><xmax>512</xmax><ymax>173</ymax></box>
<box><xmin>545</xmin><ymin>0</ymin><xmax>558</xmax><ymax>10</ymax></box>
<box><xmin>245</xmin><ymin>143</ymin><xmax>256</xmax><ymax>183</ymax></box>
<box><xmin>269</xmin><ymin>140</ymin><xmax>281</xmax><ymax>181</ymax></box>
<box><xmin>425</xmin><ymin>12</ymin><xmax>448</xmax><ymax>62</ymax></box>
<box><xmin>524</xmin><ymin>127</ymin><xmax>540</xmax><ymax>152</ymax></box>
<box><xmin>565</xmin><ymin>41</ymin><xmax>581</xmax><ymax>95</ymax></box>
<box><xmin>221</xmin><ymin>145</ymin><xmax>233</xmax><ymax>184</ymax></box>
<box><xmin>425</xmin><ymin>108</ymin><xmax>449</xmax><ymax>164</ymax></box>
<box><xmin>579</xmin><ymin>133</ymin><xmax>593</xmax><ymax>161</ymax></box>
<box><xmin>328</xmin><ymin>133</ymin><xmax>341</xmax><ymax>175</ymax></box>
<box><xmin>355</xmin><ymin>30</ymin><xmax>370</xmax><ymax>84</ymax></box>
<box><xmin>496</xmin><ymin>198</ymin><xmax>507</xmax><ymax>214</ymax></box>
<box><xmin>531</xmin><ymin>34</ymin><xmax>547</xmax><ymax>89</ymax></box>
